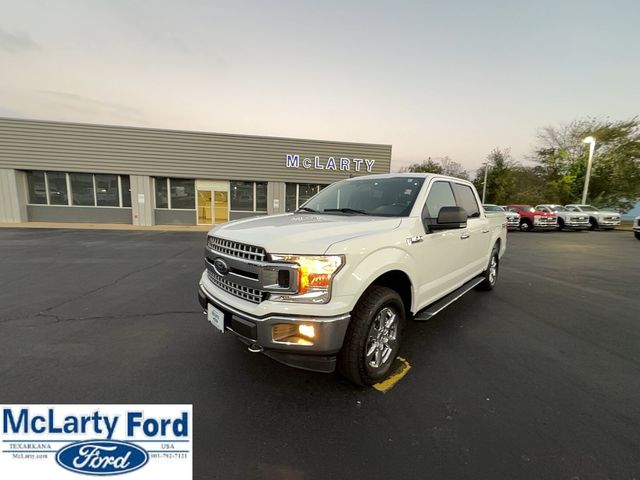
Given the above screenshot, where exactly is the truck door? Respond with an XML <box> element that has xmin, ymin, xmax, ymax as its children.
<box><xmin>451</xmin><ymin>182</ymin><xmax>492</xmax><ymax>279</ymax></box>
<box><xmin>412</xmin><ymin>180</ymin><xmax>470</xmax><ymax>308</ymax></box>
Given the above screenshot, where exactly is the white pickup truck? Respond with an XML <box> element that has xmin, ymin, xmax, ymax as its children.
<box><xmin>198</xmin><ymin>174</ymin><xmax>507</xmax><ymax>385</ymax></box>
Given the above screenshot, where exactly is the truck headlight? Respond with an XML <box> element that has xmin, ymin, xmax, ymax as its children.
<box><xmin>269</xmin><ymin>255</ymin><xmax>344</xmax><ymax>304</ymax></box>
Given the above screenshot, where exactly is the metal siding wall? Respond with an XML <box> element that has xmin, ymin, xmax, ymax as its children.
<box><xmin>26</xmin><ymin>205</ymin><xmax>132</xmax><ymax>223</ymax></box>
<box><xmin>130</xmin><ymin>175</ymin><xmax>154</xmax><ymax>226</ymax></box>
<box><xmin>0</xmin><ymin>118</ymin><xmax>392</xmax><ymax>184</ymax></box>
<box><xmin>154</xmin><ymin>209</ymin><xmax>197</xmax><ymax>225</ymax></box>
<box><xmin>267</xmin><ymin>181</ymin><xmax>286</xmax><ymax>215</ymax></box>
<box><xmin>0</xmin><ymin>168</ymin><xmax>24</xmax><ymax>222</ymax></box>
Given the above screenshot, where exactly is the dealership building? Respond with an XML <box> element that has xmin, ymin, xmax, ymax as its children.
<box><xmin>0</xmin><ymin>118</ymin><xmax>391</xmax><ymax>226</ymax></box>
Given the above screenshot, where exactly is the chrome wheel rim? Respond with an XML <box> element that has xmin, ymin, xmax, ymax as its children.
<box><xmin>489</xmin><ymin>255</ymin><xmax>498</xmax><ymax>285</ymax></box>
<box><xmin>365</xmin><ymin>307</ymin><xmax>398</xmax><ymax>369</ymax></box>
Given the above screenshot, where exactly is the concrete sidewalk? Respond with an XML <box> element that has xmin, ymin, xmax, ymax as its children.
<box><xmin>0</xmin><ymin>222</ymin><xmax>212</xmax><ymax>232</ymax></box>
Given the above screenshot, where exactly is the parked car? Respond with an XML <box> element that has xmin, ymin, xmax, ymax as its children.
<box><xmin>198</xmin><ymin>174</ymin><xmax>507</xmax><ymax>386</ymax></box>
<box><xmin>633</xmin><ymin>216</ymin><xmax>640</xmax><ymax>240</ymax></box>
<box><xmin>506</xmin><ymin>204</ymin><xmax>557</xmax><ymax>231</ymax></box>
<box><xmin>535</xmin><ymin>204</ymin><xmax>590</xmax><ymax>231</ymax></box>
<box><xmin>564</xmin><ymin>204</ymin><xmax>621</xmax><ymax>230</ymax></box>
<box><xmin>484</xmin><ymin>204</ymin><xmax>519</xmax><ymax>230</ymax></box>
<box><xmin>495</xmin><ymin>205</ymin><xmax>521</xmax><ymax>230</ymax></box>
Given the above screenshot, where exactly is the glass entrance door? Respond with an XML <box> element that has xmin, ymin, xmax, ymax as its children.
<box><xmin>214</xmin><ymin>191</ymin><xmax>229</xmax><ymax>224</ymax></box>
<box><xmin>197</xmin><ymin>190</ymin><xmax>212</xmax><ymax>225</ymax></box>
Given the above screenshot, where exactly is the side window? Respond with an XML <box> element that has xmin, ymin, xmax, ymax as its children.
<box><xmin>423</xmin><ymin>181</ymin><xmax>456</xmax><ymax>218</ymax></box>
<box><xmin>452</xmin><ymin>183</ymin><xmax>480</xmax><ymax>218</ymax></box>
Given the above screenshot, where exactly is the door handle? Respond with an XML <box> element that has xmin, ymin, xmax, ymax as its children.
<box><xmin>481</xmin><ymin>229</ymin><xmax>490</xmax><ymax>234</ymax></box>
<box><xmin>460</xmin><ymin>233</ymin><xmax>470</xmax><ymax>240</ymax></box>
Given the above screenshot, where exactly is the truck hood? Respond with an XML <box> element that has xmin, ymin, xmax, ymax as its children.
<box><xmin>209</xmin><ymin>213</ymin><xmax>403</xmax><ymax>254</ymax></box>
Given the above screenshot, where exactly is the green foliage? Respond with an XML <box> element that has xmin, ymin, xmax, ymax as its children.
<box><xmin>533</xmin><ymin>117</ymin><xmax>640</xmax><ymax>210</ymax></box>
<box><xmin>403</xmin><ymin>156</ymin><xmax>469</xmax><ymax>179</ymax></box>
<box><xmin>472</xmin><ymin>117</ymin><xmax>640</xmax><ymax>212</ymax></box>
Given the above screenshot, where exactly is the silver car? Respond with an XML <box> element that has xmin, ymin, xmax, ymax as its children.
<box><xmin>486</xmin><ymin>205</ymin><xmax>520</xmax><ymax>230</ymax></box>
<box><xmin>535</xmin><ymin>204</ymin><xmax>589</xmax><ymax>231</ymax></box>
<box><xmin>565</xmin><ymin>204</ymin><xmax>621</xmax><ymax>230</ymax></box>
<box><xmin>633</xmin><ymin>216</ymin><xmax>640</xmax><ymax>240</ymax></box>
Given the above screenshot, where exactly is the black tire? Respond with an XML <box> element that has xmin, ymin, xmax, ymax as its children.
<box><xmin>519</xmin><ymin>220</ymin><xmax>532</xmax><ymax>232</ymax></box>
<box><xmin>589</xmin><ymin>217</ymin><xmax>599</xmax><ymax>230</ymax></box>
<box><xmin>557</xmin><ymin>218</ymin><xmax>565</xmax><ymax>231</ymax></box>
<box><xmin>338</xmin><ymin>286</ymin><xmax>405</xmax><ymax>386</ymax></box>
<box><xmin>635</xmin><ymin>232</ymin><xmax>640</xmax><ymax>240</ymax></box>
<box><xmin>477</xmin><ymin>245</ymin><xmax>499</xmax><ymax>291</ymax></box>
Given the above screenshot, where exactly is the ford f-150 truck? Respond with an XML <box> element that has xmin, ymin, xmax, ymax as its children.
<box><xmin>564</xmin><ymin>204</ymin><xmax>621</xmax><ymax>230</ymax></box>
<box><xmin>535</xmin><ymin>204</ymin><xmax>590</xmax><ymax>231</ymax></box>
<box><xmin>506</xmin><ymin>204</ymin><xmax>557</xmax><ymax>232</ymax></box>
<box><xmin>198</xmin><ymin>174</ymin><xmax>507</xmax><ymax>385</ymax></box>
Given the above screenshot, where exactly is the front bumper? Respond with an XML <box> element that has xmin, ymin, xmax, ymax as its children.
<box><xmin>599</xmin><ymin>219</ymin><xmax>621</xmax><ymax>227</ymax></box>
<box><xmin>198</xmin><ymin>282</ymin><xmax>351</xmax><ymax>373</ymax></box>
<box><xmin>533</xmin><ymin>223</ymin><xmax>557</xmax><ymax>230</ymax></box>
<box><xmin>565</xmin><ymin>222</ymin><xmax>590</xmax><ymax>229</ymax></box>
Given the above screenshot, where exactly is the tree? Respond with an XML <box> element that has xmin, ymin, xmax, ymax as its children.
<box><xmin>473</xmin><ymin>148</ymin><xmax>518</xmax><ymax>204</ymax></box>
<box><xmin>403</xmin><ymin>156</ymin><xmax>469</xmax><ymax>179</ymax></box>
<box><xmin>532</xmin><ymin>117</ymin><xmax>640</xmax><ymax>210</ymax></box>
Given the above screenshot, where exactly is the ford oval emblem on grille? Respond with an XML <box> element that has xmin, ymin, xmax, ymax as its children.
<box><xmin>213</xmin><ymin>258</ymin><xmax>229</xmax><ymax>276</ymax></box>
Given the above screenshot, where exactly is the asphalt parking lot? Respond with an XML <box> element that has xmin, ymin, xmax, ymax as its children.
<box><xmin>0</xmin><ymin>227</ymin><xmax>638</xmax><ymax>480</ymax></box>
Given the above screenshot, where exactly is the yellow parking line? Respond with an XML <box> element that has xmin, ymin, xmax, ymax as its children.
<box><xmin>372</xmin><ymin>357</ymin><xmax>411</xmax><ymax>393</ymax></box>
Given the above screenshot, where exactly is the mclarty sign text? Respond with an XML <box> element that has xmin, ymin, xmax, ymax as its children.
<box><xmin>286</xmin><ymin>154</ymin><xmax>376</xmax><ymax>172</ymax></box>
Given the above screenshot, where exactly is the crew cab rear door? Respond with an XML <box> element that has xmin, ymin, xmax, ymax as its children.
<box><xmin>450</xmin><ymin>181</ymin><xmax>492</xmax><ymax>278</ymax></box>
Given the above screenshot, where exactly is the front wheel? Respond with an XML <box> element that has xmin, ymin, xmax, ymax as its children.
<box><xmin>338</xmin><ymin>286</ymin><xmax>405</xmax><ymax>386</ymax></box>
<box><xmin>477</xmin><ymin>245</ymin><xmax>499</xmax><ymax>291</ymax></box>
<box><xmin>519</xmin><ymin>220</ymin><xmax>532</xmax><ymax>232</ymax></box>
<box><xmin>634</xmin><ymin>232</ymin><xmax>640</xmax><ymax>240</ymax></box>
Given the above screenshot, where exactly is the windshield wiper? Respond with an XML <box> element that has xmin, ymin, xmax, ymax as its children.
<box><xmin>295</xmin><ymin>206</ymin><xmax>319</xmax><ymax>213</ymax></box>
<box><xmin>323</xmin><ymin>208</ymin><xmax>369</xmax><ymax>215</ymax></box>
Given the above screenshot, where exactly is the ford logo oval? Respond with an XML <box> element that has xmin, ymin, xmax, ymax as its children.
<box><xmin>56</xmin><ymin>440</ymin><xmax>149</xmax><ymax>475</ymax></box>
<box><xmin>213</xmin><ymin>258</ymin><xmax>229</xmax><ymax>276</ymax></box>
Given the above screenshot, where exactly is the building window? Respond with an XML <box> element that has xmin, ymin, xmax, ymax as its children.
<box><xmin>26</xmin><ymin>171</ymin><xmax>47</xmax><ymax>204</ymax></box>
<box><xmin>70</xmin><ymin>173</ymin><xmax>94</xmax><ymax>206</ymax></box>
<box><xmin>230</xmin><ymin>181</ymin><xmax>268</xmax><ymax>212</ymax></box>
<box><xmin>95</xmin><ymin>174</ymin><xmax>120</xmax><ymax>207</ymax></box>
<box><xmin>285</xmin><ymin>183</ymin><xmax>325</xmax><ymax>212</ymax></box>
<box><xmin>154</xmin><ymin>177</ymin><xmax>195</xmax><ymax>209</ymax></box>
<box><xmin>121</xmin><ymin>176</ymin><xmax>131</xmax><ymax>207</ymax></box>
<box><xmin>26</xmin><ymin>171</ymin><xmax>131</xmax><ymax>207</ymax></box>
<box><xmin>47</xmin><ymin>172</ymin><xmax>69</xmax><ymax>205</ymax></box>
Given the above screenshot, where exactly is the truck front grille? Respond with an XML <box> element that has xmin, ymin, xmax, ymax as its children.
<box><xmin>208</xmin><ymin>270</ymin><xmax>265</xmax><ymax>304</ymax></box>
<box><xmin>208</xmin><ymin>237</ymin><xmax>266</xmax><ymax>262</ymax></box>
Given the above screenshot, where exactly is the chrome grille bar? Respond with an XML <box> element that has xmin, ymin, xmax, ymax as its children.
<box><xmin>208</xmin><ymin>270</ymin><xmax>264</xmax><ymax>304</ymax></box>
<box><xmin>208</xmin><ymin>237</ymin><xmax>266</xmax><ymax>262</ymax></box>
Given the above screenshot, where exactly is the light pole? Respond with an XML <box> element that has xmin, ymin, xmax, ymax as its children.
<box><xmin>482</xmin><ymin>162</ymin><xmax>489</xmax><ymax>204</ymax></box>
<box><xmin>581</xmin><ymin>136</ymin><xmax>596</xmax><ymax>204</ymax></box>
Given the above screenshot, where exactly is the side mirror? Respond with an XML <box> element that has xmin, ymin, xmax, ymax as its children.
<box><xmin>429</xmin><ymin>206</ymin><xmax>468</xmax><ymax>230</ymax></box>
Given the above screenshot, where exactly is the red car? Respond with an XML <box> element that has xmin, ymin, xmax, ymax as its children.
<box><xmin>505</xmin><ymin>204</ymin><xmax>557</xmax><ymax>232</ymax></box>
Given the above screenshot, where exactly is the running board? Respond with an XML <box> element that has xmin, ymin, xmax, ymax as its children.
<box><xmin>413</xmin><ymin>277</ymin><xmax>484</xmax><ymax>321</ymax></box>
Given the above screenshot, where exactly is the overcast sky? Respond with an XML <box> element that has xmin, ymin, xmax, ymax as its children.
<box><xmin>1</xmin><ymin>0</ymin><xmax>638</xmax><ymax>173</ymax></box>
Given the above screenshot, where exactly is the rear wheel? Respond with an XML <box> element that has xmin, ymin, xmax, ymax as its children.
<box><xmin>557</xmin><ymin>218</ymin><xmax>565</xmax><ymax>231</ymax></box>
<box><xmin>477</xmin><ymin>245</ymin><xmax>499</xmax><ymax>291</ymax></box>
<box><xmin>589</xmin><ymin>217</ymin><xmax>599</xmax><ymax>230</ymax></box>
<box><xmin>635</xmin><ymin>232</ymin><xmax>640</xmax><ymax>240</ymax></box>
<box><xmin>338</xmin><ymin>286</ymin><xmax>405</xmax><ymax>386</ymax></box>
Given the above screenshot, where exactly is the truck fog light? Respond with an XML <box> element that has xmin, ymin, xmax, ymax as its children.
<box><xmin>272</xmin><ymin>323</ymin><xmax>314</xmax><ymax>346</ymax></box>
<box><xmin>298</xmin><ymin>324</ymin><xmax>315</xmax><ymax>339</ymax></box>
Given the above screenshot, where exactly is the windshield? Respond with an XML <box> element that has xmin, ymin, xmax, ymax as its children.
<box><xmin>549</xmin><ymin>206</ymin><xmax>569</xmax><ymax>212</ymax></box>
<box><xmin>483</xmin><ymin>205</ymin><xmax>504</xmax><ymax>212</ymax></box>
<box><xmin>579</xmin><ymin>205</ymin><xmax>599</xmax><ymax>211</ymax></box>
<box><xmin>299</xmin><ymin>177</ymin><xmax>425</xmax><ymax>217</ymax></box>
